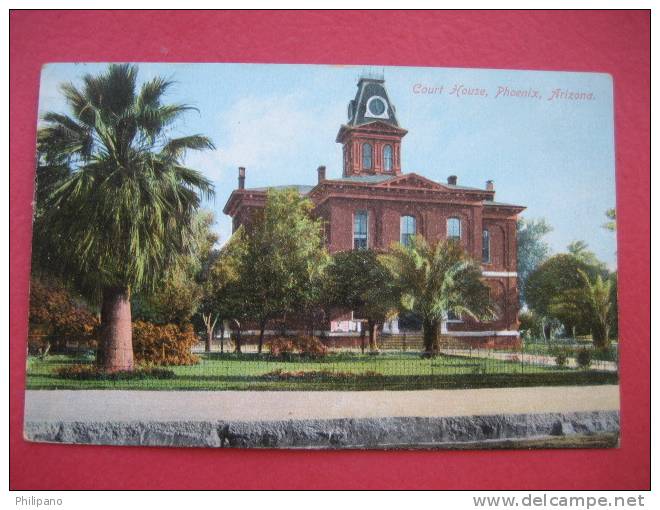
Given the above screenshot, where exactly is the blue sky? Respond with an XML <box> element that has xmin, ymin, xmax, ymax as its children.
<box><xmin>38</xmin><ymin>63</ymin><xmax>617</xmax><ymax>268</ymax></box>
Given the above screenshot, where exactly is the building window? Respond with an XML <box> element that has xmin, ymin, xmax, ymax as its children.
<box><xmin>353</xmin><ymin>211</ymin><xmax>368</xmax><ymax>250</ymax></box>
<box><xmin>482</xmin><ymin>229</ymin><xmax>490</xmax><ymax>263</ymax></box>
<box><xmin>447</xmin><ymin>217</ymin><xmax>461</xmax><ymax>240</ymax></box>
<box><xmin>362</xmin><ymin>143</ymin><xmax>372</xmax><ymax>170</ymax></box>
<box><xmin>447</xmin><ymin>310</ymin><xmax>462</xmax><ymax>322</ymax></box>
<box><xmin>400</xmin><ymin>215</ymin><xmax>416</xmax><ymax>247</ymax></box>
<box><xmin>383</xmin><ymin>144</ymin><xmax>393</xmax><ymax>171</ymax></box>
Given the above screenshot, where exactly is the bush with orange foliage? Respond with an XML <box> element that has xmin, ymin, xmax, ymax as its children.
<box><xmin>28</xmin><ymin>276</ymin><xmax>99</xmax><ymax>354</ymax></box>
<box><xmin>132</xmin><ymin>320</ymin><xmax>200</xmax><ymax>366</ymax></box>
<box><xmin>268</xmin><ymin>336</ymin><xmax>327</xmax><ymax>359</ymax></box>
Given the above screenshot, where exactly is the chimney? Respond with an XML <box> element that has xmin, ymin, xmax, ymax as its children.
<box><xmin>447</xmin><ymin>175</ymin><xmax>458</xmax><ymax>185</ymax></box>
<box><xmin>486</xmin><ymin>180</ymin><xmax>495</xmax><ymax>192</ymax></box>
<box><xmin>238</xmin><ymin>166</ymin><xmax>245</xmax><ymax>190</ymax></box>
<box><xmin>317</xmin><ymin>165</ymin><xmax>326</xmax><ymax>184</ymax></box>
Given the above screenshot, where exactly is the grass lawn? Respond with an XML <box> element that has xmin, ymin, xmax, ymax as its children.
<box><xmin>25</xmin><ymin>352</ymin><xmax>618</xmax><ymax>391</ymax></box>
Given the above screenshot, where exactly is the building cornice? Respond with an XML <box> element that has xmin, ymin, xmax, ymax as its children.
<box><xmin>336</xmin><ymin>121</ymin><xmax>408</xmax><ymax>143</ymax></box>
<box><xmin>223</xmin><ymin>180</ymin><xmax>525</xmax><ymax>217</ymax></box>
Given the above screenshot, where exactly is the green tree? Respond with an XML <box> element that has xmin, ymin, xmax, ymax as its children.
<box><xmin>34</xmin><ymin>64</ymin><xmax>215</xmax><ymax>371</ymax></box>
<box><xmin>516</xmin><ymin>218</ymin><xmax>553</xmax><ymax>304</ymax></box>
<box><xmin>603</xmin><ymin>208</ymin><xmax>617</xmax><ymax>232</ymax></box>
<box><xmin>549</xmin><ymin>270</ymin><xmax>613</xmax><ymax>348</ymax></box>
<box><xmin>608</xmin><ymin>272</ymin><xmax>618</xmax><ymax>341</ymax></box>
<box><xmin>518</xmin><ymin>309</ymin><xmax>543</xmax><ymax>341</ymax></box>
<box><xmin>526</xmin><ymin>254</ymin><xmax>605</xmax><ymax>336</ymax></box>
<box><xmin>197</xmin><ymin>229</ymin><xmax>245</xmax><ymax>353</ymax></box>
<box><xmin>547</xmin><ymin>287</ymin><xmax>590</xmax><ymax>339</ymax></box>
<box><xmin>132</xmin><ymin>211</ymin><xmax>217</xmax><ymax>326</ymax></box>
<box><xmin>567</xmin><ymin>240</ymin><xmax>608</xmax><ymax>273</ymax></box>
<box><xmin>380</xmin><ymin>237</ymin><xmax>494</xmax><ymax>356</ymax></box>
<box><xmin>236</xmin><ymin>188</ymin><xmax>329</xmax><ymax>353</ymax></box>
<box><xmin>324</xmin><ymin>250</ymin><xmax>397</xmax><ymax>353</ymax></box>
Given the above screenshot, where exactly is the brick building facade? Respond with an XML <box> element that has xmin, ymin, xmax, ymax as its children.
<box><xmin>223</xmin><ymin>75</ymin><xmax>525</xmax><ymax>346</ymax></box>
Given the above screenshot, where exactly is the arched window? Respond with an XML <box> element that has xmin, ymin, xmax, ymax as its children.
<box><xmin>353</xmin><ymin>211</ymin><xmax>368</xmax><ymax>250</ymax></box>
<box><xmin>383</xmin><ymin>144</ymin><xmax>393</xmax><ymax>171</ymax></box>
<box><xmin>447</xmin><ymin>217</ymin><xmax>461</xmax><ymax>240</ymax></box>
<box><xmin>362</xmin><ymin>143</ymin><xmax>373</xmax><ymax>170</ymax></box>
<box><xmin>482</xmin><ymin>229</ymin><xmax>490</xmax><ymax>263</ymax></box>
<box><xmin>400</xmin><ymin>215</ymin><xmax>416</xmax><ymax>247</ymax></box>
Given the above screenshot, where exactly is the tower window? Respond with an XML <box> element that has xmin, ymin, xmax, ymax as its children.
<box><xmin>362</xmin><ymin>143</ymin><xmax>373</xmax><ymax>170</ymax></box>
<box><xmin>383</xmin><ymin>145</ymin><xmax>393</xmax><ymax>171</ymax></box>
<box><xmin>447</xmin><ymin>217</ymin><xmax>461</xmax><ymax>240</ymax></box>
<box><xmin>482</xmin><ymin>229</ymin><xmax>491</xmax><ymax>263</ymax></box>
<box><xmin>353</xmin><ymin>211</ymin><xmax>368</xmax><ymax>250</ymax></box>
<box><xmin>400</xmin><ymin>215</ymin><xmax>416</xmax><ymax>247</ymax></box>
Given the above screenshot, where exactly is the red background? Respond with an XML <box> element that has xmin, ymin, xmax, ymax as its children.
<box><xmin>9</xmin><ymin>10</ymin><xmax>650</xmax><ymax>490</ymax></box>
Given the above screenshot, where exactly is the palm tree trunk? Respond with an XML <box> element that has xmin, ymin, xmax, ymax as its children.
<box><xmin>101</xmin><ymin>286</ymin><xmax>133</xmax><ymax>372</ymax></box>
<box><xmin>592</xmin><ymin>321</ymin><xmax>610</xmax><ymax>349</ymax></box>
<box><xmin>422</xmin><ymin>319</ymin><xmax>439</xmax><ymax>356</ymax></box>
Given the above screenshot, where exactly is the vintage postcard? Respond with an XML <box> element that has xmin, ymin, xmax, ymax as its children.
<box><xmin>24</xmin><ymin>63</ymin><xmax>619</xmax><ymax>449</ymax></box>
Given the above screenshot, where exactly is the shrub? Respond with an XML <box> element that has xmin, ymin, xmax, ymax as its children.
<box><xmin>56</xmin><ymin>364</ymin><xmax>175</xmax><ymax>380</ymax></box>
<box><xmin>29</xmin><ymin>276</ymin><xmax>99</xmax><ymax>354</ymax></box>
<box><xmin>295</xmin><ymin>336</ymin><xmax>328</xmax><ymax>357</ymax></box>
<box><xmin>268</xmin><ymin>336</ymin><xmax>328</xmax><ymax>358</ymax></box>
<box><xmin>555</xmin><ymin>350</ymin><xmax>568</xmax><ymax>368</ymax></box>
<box><xmin>263</xmin><ymin>369</ymin><xmax>382</xmax><ymax>380</ymax></box>
<box><xmin>576</xmin><ymin>348</ymin><xmax>592</xmax><ymax>368</ymax></box>
<box><xmin>593</xmin><ymin>346</ymin><xmax>618</xmax><ymax>362</ymax></box>
<box><xmin>518</xmin><ymin>310</ymin><xmax>542</xmax><ymax>339</ymax></box>
<box><xmin>132</xmin><ymin>321</ymin><xmax>200</xmax><ymax>366</ymax></box>
<box><xmin>268</xmin><ymin>338</ymin><xmax>296</xmax><ymax>357</ymax></box>
<box><xmin>28</xmin><ymin>324</ymin><xmax>52</xmax><ymax>357</ymax></box>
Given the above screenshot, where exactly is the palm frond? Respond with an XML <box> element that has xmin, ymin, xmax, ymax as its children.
<box><xmin>33</xmin><ymin>64</ymin><xmax>216</xmax><ymax>298</ymax></box>
<box><xmin>161</xmin><ymin>135</ymin><xmax>216</xmax><ymax>161</ymax></box>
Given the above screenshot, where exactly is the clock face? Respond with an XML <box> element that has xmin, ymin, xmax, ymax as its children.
<box><xmin>369</xmin><ymin>97</ymin><xmax>386</xmax><ymax>116</ymax></box>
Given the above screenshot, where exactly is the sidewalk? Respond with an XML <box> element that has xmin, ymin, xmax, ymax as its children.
<box><xmin>439</xmin><ymin>348</ymin><xmax>619</xmax><ymax>372</ymax></box>
<box><xmin>25</xmin><ymin>385</ymin><xmax>619</xmax><ymax>423</ymax></box>
<box><xmin>24</xmin><ymin>386</ymin><xmax>620</xmax><ymax>448</ymax></box>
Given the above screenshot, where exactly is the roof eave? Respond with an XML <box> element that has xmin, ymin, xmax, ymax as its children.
<box><xmin>483</xmin><ymin>203</ymin><xmax>526</xmax><ymax>214</ymax></box>
<box><xmin>336</xmin><ymin>122</ymin><xmax>408</xmax><ymax>143</ymax></box>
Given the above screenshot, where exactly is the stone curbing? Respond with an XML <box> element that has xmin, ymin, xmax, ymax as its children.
<box><xmin>24</xmin><ymin>410</ymin><xmax>619</xmax><ymax>449</ymax></box>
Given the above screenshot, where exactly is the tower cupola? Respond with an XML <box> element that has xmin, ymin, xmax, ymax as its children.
<box><xmin>336</xmin><ymin>73</ymin><xmax>407</xmax><ymax>177</ymax></box>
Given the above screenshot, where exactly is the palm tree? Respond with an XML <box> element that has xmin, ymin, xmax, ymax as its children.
<box><xmin>34</xmin><ymin>64</ymin><xmax>215</xmax><ymax>372</ymax></box>
<box><xmin>548</xmin><ymin>269</ymin><xmax>613</xmax><ymax>348</ymax></box>
<box><xmin>578</xmin><ymin>269</ymin><xmax>613</xmax><ymax>348</ymax></box>
<box><xmin>603</xmin><ymin>208</ymin><xmax>617</xmax><ymax>232</ymax></box>
<box><xmin>380</xmin><ymin>237</ymin><xmax>494</xmax><ymax>355</ymax></box>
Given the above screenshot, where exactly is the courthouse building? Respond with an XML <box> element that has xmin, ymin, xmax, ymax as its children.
<box><xmin>223</xmin><ymin>74</ymin><xmax>525</xmax><ymax>345</ymax></box>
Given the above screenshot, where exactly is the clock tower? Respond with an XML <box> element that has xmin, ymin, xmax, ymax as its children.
<box><xmin>336</xmin><ymin>73</ymin><xmax>408</xmax><ymax>177</ymax></box>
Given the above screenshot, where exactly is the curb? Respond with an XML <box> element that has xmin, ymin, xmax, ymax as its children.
<box><xmin>25</xmin><ymin>410</ymin><xmax>619</xmax><ymax>449</ymax></box>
